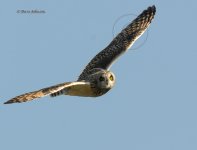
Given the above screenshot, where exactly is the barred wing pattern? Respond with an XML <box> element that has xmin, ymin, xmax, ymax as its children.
<box><xmin>78</xmin><ymin>5</ymin><xmax>156</xmax><ymax>80</ymax></box>
<box><xmin>4</xmin><ymin>5</ymin><xmax>156</xmax><ymax>104</ymax></box>
<box><xmin>4</xmin><ymin>82</ymin><xmax>89</xmax><ymax>104</ymax></box>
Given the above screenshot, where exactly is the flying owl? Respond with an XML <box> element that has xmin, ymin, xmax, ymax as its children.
<box><xmin>4</xmin><ymin>5</ymin><xmax>156</xmax><ymax>104</ymax></box>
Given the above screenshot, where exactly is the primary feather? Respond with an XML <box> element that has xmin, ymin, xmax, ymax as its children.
<box><xmin>4</xmin><ymin>82</ymin><xmax>90</xmax><ymax>104</ymax></box>
<box><xmin>78</xmin><ymin>5</ymin><xmax>156</xmax><ymax>80</ymax></box>
<box><xmin>4</xmin><ymin>5</ymin><xmax>156</xmax><ymax>104</ymax></box>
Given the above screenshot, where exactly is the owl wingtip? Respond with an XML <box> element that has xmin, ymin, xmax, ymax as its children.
<box><xmin>145</xmin><ymin>5</ymin><xmax>156</xmax><ymax>17</ymax></box>
<box><xmin>4</xmin><ymin>101</ymin><xmax>12</xmax><ymax>104</ymax></box>
<box><xmin>4</xmin><ymin>99</ymin><xmax>17</xmax><ymax>104</ymax></box>
<box><xmin>150</xmin><ymin>5</ymin><xmax>156</xmax><ymax>12</ymax></box>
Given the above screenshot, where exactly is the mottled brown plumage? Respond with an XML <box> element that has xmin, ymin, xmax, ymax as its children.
<box><xmin>4</xmin><ymin>5</ymin><xmax>156</xmax><ymax>104</ymax></box>
<box><xmin>78</xmin><ymin>5</ymin><xmax>156</xmax><ymax>80</ymax></box>
<box><xmin>4</xmin><ymin>82</ymin><xmax>90</xmax><ymax>104</ymax></box>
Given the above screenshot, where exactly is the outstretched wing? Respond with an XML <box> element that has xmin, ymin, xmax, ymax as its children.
<box><xmin>78</xmin><ymin>5</ymin><xmax>156</xmax><ymax>80</ymax></box>
<box><xmin>4</xmin><ymin>81</ymin><xmax>90</xmax><ymax>104</ymax></box>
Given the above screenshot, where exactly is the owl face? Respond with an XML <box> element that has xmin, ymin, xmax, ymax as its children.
<box><xmin>94</xmin><ymin>71</ymin><xmax>115</xmax><ymax>89</ymax></box>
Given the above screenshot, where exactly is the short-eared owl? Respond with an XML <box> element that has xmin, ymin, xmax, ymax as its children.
<box><xmin>4</xmin><ymin>5</ymin><xmax>156</xmax><ymax>104</ymax></box>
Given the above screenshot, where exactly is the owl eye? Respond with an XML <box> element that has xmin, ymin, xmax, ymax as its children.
<box><xmin>109</xmin><ymin>75</ymin><xmax>114</xmax><ymax>81</ymax></box>
<box><xmin>99</xmin><ymin>76</ymin><xmax>105</xmax><ymax>82</ymax></box>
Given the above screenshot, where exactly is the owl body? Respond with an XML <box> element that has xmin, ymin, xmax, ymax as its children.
<box><xmin>50</xmin><ymin>69</ymin><xmax>115</xmax><ymax>97</ymax></box>
<box><xmin>4</xmin><ymin>5</ymin><xmax>156</xmax><ymax>104</ymax></box>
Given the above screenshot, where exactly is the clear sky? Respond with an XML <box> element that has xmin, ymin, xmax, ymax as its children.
<box><xmin>0</xmin><ymin>0</ymin><xmax>197</xmax><ymax>150</ymax></box>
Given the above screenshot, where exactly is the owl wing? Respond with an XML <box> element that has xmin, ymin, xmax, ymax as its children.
<box><xmin>78</xmin><ymin>5</ymin><xmax>156</xmax><ymax>80</ymax></box>
<box><xmin>4</xmin><ymin>81</ymin><xmax>90</xmax><ymax>104</ymax></box>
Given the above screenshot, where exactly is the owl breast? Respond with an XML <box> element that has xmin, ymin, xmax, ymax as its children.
<box><xmin>65</xmin><ymin>83</ymin><xmax>111</xmax><ymax>97</ymax></box>
<box><xmin>65</xmin><ymin>83</ymin><xmax>97</xmax><ymax>97</ymax></box>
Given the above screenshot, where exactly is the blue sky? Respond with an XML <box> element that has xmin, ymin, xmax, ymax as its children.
<box><xmin>0</xmin><ymin>0</ymin><xmax>197</xmax><ymax>150</ymax></box>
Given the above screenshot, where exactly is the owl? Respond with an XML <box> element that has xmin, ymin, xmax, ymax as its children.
<box><xmin>4</xmin><ymin>5</ymin><xmax>156</xmax><ymax>104</ymax></box>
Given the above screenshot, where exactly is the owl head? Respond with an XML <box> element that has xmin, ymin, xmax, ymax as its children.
<box><xmin>88</xmin><ymin>70</ymin><xmax>116</xmax><ymax>90</ymax></box>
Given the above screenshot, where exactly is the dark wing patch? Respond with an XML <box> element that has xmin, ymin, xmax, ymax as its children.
<box><xmin>78</xmin><ymin>5</ymin><xmax>156</xmax><ymax>80</ymax></box>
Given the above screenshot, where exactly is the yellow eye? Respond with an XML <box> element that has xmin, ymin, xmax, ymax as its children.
<box><xmin>109</xmin><ymin>75</ymin><xmax>114</xmax><ymax>81</ymax></box>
